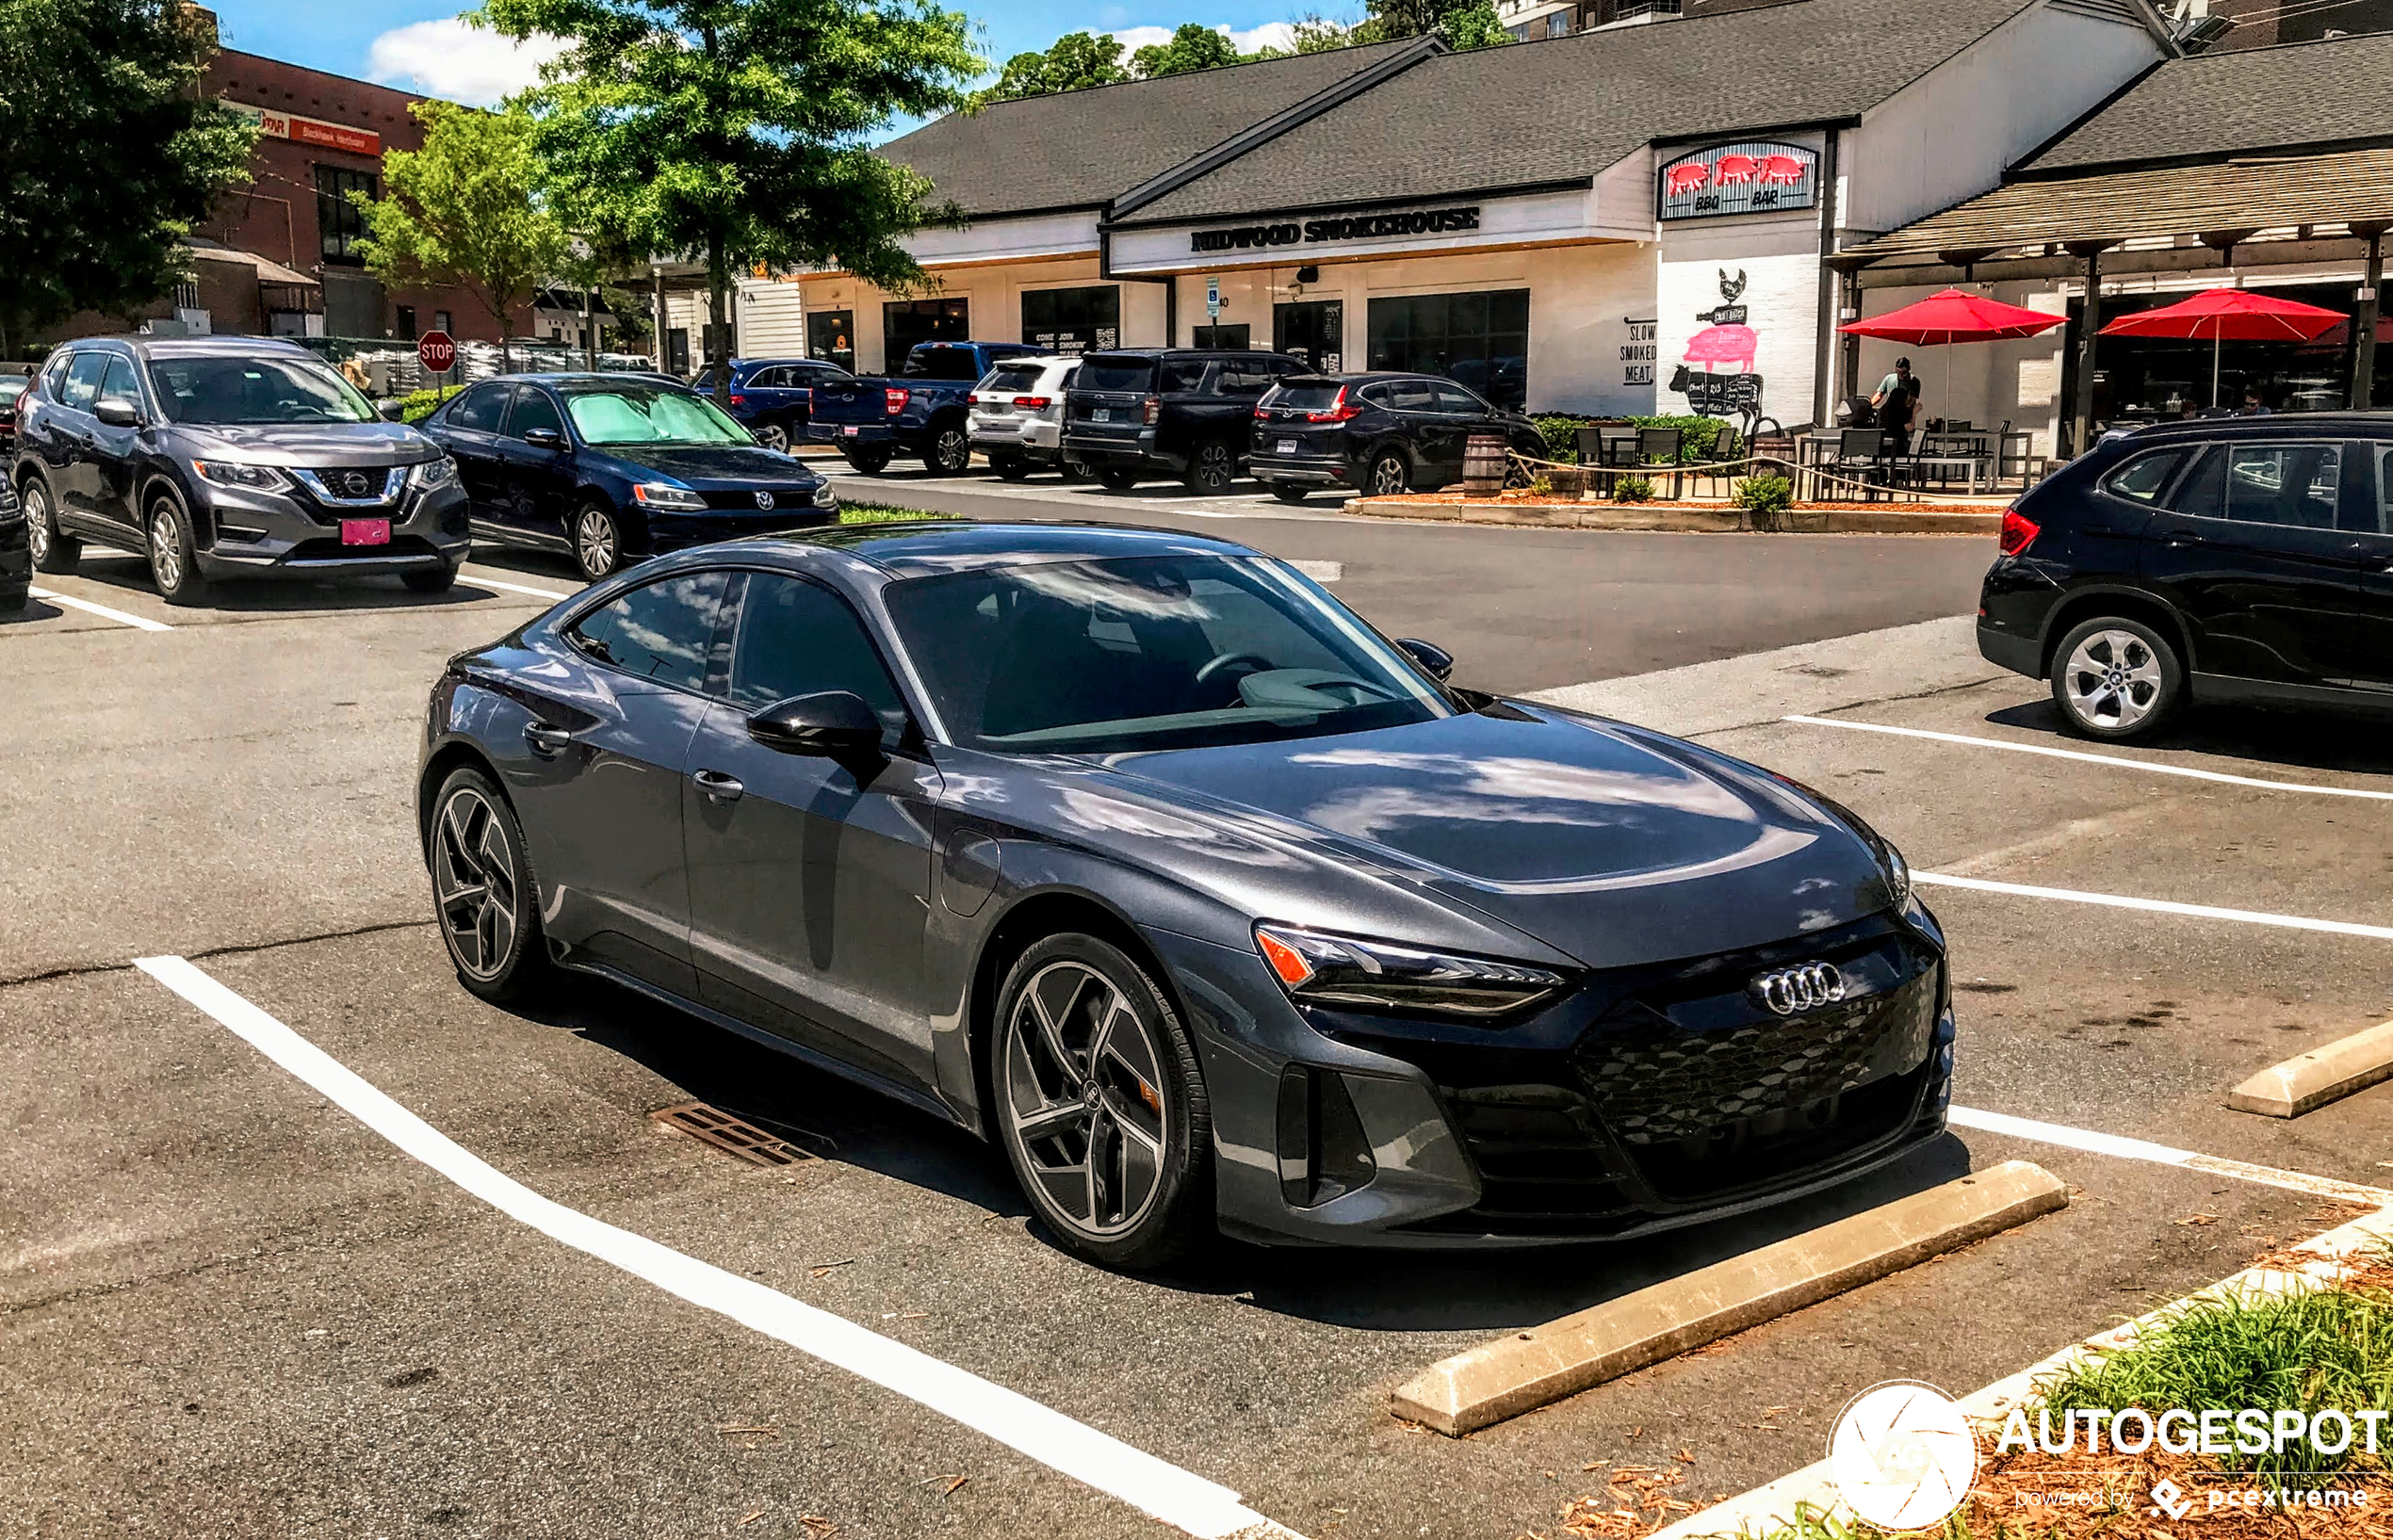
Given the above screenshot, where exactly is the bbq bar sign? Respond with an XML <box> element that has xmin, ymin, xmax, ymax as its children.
<box><xmin>1656</xmin><ymin>141</ymin><xmax>1818</xmax><ymax>220</ymax></box>
<box><xmin>1189</xmin><ymin>206</ymin><xmax>1480</xmax><ymax>253</ymax></box>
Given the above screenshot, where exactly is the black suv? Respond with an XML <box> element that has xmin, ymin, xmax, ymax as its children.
<box><xmin>1063</xmin><ymin>349</ymin><xmax>1307</xmax><ymax>492</ymax></box>
<box><xmin>1250</xmin><ymin>371</ymin><xmax>1547</xmax><ymax>503</ymax></box>
<box><xmin>1978</xmin><ymin>414</ymin><xmax>2393</xmax><ymax>740</ymax></box>
<box><xmin>11</xmin><ymin>336</ymin><xmax>467</xmax><ymax>604</ymax></box>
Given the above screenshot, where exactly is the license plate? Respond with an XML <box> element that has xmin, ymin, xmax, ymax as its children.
<box><xmin>1092</xmin><ymin>408</ymin><xmax>1112</xmax><ymax>423</ymax></box>
<box><xmin>842</xmin><ymin>425</ymin><xmax>860</xmax><ymax>437</ymax></box>
<box><xmin>339</xmin><ymin>518</ymin><xmax>391</xmax><ymax>546</ymax></box>
<box><xmin>1277</xmin><ymin>439</ymin><xmax>1297</xmax><ymax>455</ymax></box>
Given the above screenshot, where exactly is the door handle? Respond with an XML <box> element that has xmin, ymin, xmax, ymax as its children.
<box><xmin>692</xmin><ymin>768</ymin><xmax>744</xmax><ymax>802</ymax></box>
<box><xmin>524</xmin><ymin>721</ymin><xmax>573</xmax><ymax>754</ymax></box>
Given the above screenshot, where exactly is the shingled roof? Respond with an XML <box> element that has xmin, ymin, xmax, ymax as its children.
<box><xmin>1115</xmin><ymin>0</ymin><xmax>2085</xmax><ymax>225</ymax></box>
<box><xmin>879</xmin><ymin>41</ymin><xmax>1419</xmax><ymax>219</ymax></box>
<box><xmin>2016</xmin><ymin>30</ymin><xmax>2393</xmax><ymax>175</ymax></box>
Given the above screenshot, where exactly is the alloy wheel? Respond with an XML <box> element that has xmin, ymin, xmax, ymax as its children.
<box><xmin>932</xmin><ymin>428</ymin><xmax>969</xmax><ymax>474</ymax></box>
<box><xmin>755</xmin><ymin>422</ymin><xmax>789</xmax><ymax>452</ymax></box>
<box><xmin>1001</xmin><ymin>960</ymin><xmax>1171</xmax><ymax>1240</ymax></box>
<box><xmin>1195</xmin><ymin>442</ymin><xmax>1233</xmax><ymax>492</ymax></box>
<box><xmin>1370</xmin><ymin>454</ymin><xmax>1408</xmax><ymax>496</ymax></box>
<box><xmin>148</xmin><ymin>504</ymin><xmax>184</xmax><ymax>591</ymax></box>
<box><xmin>432</xmin><ymin>786</ymin><xmax>520</xmax><ymax>981</ymax></box>
<box><xmin>575</xmin><ymin>507</ymin><xmax>617</xmax><ymax>580</ymax></box>
<box><xmin>24</xmin><ymin>485</ymin><xmax>49</xmax><ymax>564</ymax></box>
<box><xmin>2062</xmin><ymin>628</ymin><xmax>2163</xmax><ymax>731</ymax></box>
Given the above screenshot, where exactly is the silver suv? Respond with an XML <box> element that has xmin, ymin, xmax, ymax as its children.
<box><xmin>967</xmin><ymin>355</ymin><xmax>1083</xmax><ymax>480</ymax></box>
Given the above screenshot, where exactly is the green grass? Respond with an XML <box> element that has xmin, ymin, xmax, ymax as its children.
<box><xmin>837</xmin><ymin>501</ymin><xmax>947</xmax><ymax>525</ymax></box>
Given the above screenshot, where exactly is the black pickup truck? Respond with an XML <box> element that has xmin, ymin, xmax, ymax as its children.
<box><xmin>806</xmin><ymin>340</ymin><xmax>1043</xmax><ymax>475</ymax></box>
<box><xmin>1062</xmin><ymin>349</ymin><xmax>1308</xmax><ymax>492</ymax></box>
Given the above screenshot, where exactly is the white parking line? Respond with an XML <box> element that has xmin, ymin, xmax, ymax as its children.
<box><xmin>132</xmin><ymin>955</ymin><xmax>1303</xmax><ymax>1540</ymax></box>
<box><xmin>26</xmin><ymin>587</ymin><xmax>172</xmax><ymax>632</ymax></box>
<box><xmin>461</xmin><ymin>572</ymin><xmax>574</xmax><ymax>601</ymax></box>
<box><xmin>1787</xmin><ymin>714</ymin><xmax>2393</xmax><ymax>801</ymax></box>
<box><xmin>1948</xmin><ymin>1104</ymin><xmax>2391</xmax><ymax>1205</ymax></box>
<box><xmin>1912</xmin><ymin>870</ymin><xmax>2393</xmax><ymax>941</ymax></box>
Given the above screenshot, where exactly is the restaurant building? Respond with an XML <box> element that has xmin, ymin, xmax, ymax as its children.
<box><xmin>779</xmin><ymin>0</ymin><xmax>2174</xmax><ymax>436</ymax></box>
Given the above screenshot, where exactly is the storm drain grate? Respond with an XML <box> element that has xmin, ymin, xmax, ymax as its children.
<box><xmin>650</xmin><ymin>1101</ymin><xmax>819</xmax><ymax>1168</ymax></box>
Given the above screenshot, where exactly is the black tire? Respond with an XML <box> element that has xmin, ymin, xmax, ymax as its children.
<box><xmin>145</xmin><ymin>489</ymin><xmax>209</xmax><ymax>607</ymax></box>
<box><xmin>844</xmin><ymin>446</ymin><xmax>892</xmax><ymax>476</ymax></box>
<box><xmin>923</xmin><ymin>422</ymin><xmax>971</xmax><ymax>476</ymax></box>
<box><xmin>1269</xmin><ymin>483</ymin><xmax>1311</xmax><ymax>505</ymax></box>
<box><xmin>752</xmin><ymin>419</ymin><xmax>790</xmax><ymax>453</ymax></box>
<box><xmin>992</xmin><ymin>453</ymin><xmax>1032</xmax><ymax>481</ymax></box>
<box><xmin>403</xmin><ymin>562</ymin><xmax>461</xmax><ymax>593</ymax></box>
<box><xmin>1364</xmin><ymin>448</ymin><xmax>1410</xmax><ymax>497</ymax></box>
<box><xmin>990</xmin><ymin>932</ymin><xmax>1213</xmax><ymax>1272</ymax></box>
<box><xmin>572</xmin><ymin>501</ymin><xmax>626</xmax><ymax>583</ymax></box>
<box><xmin>2048</xmin><ymin>615</ymin><xmax>2185</xmax><ymax>742</ymax></box>
<box><xmin>1182</xmin><ymin>439</ymin><xmax>1237</xmax><ymax>494</ymax></box>
<box><xmin>23</xmin><ymin>477</ymin><xmax>79</xmax><ymax>575</ymax></box>
<box><xmin>1096</xmin><ymin>465</ymin><xmax>1140</xmax><ymax>492</ymax></box>
<box><xmin>428</xmin><ymin>766</ymin><xmax>552</xmax><ymax>1003</ymax></box>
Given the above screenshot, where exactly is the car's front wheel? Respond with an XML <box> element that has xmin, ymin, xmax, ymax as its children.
<box><xmin>1269</xmin><ymin>483</ymin><xmax>1310</xmax><ymax>505</ymax></box>
<box><xmin>991</xmin><ymin>453</ymin><xmax>1032</xmax><ymax>481</ymax></box>
<box><xmin>429</xmin><ymin>766</ymin><xmax>550</xmax><ymax>1002</ymax></box>
<box><xmin>844</xmin><ymin>446</ymin><xmax>891</xmax><ymax>476</ymax></box>
<box><xmin>1095</xmin><ymin>466</ymin><xmax>1140</xmax><ymax>491</ymax></box>
<box><xmin>146</xmin><ymin>490</ymin><xmax>208</xmax><ymax>606</ymax></box>
<box><xmin>753</xmin><ymin>420</ymin><xmax>790</xmax><ymax>453</ymax></box>
<box><xmin>572</xmin><ymin>501</ymin><xmax>626</xmax><ymax>583</ymax></box>
<box><xmin>23</xmin><ymin>478</ymin><xmax>79</xmax><ymax>575</ymax></box>
<box><xmin>992</xmin><ymin>933</ymin><xmax>1213</xmax><ymax>1271</ymax></box>
<box><xmin>2050</xmin><ymin>616</ymin><xmax>2184</xmax><ymax>741</ymax></box>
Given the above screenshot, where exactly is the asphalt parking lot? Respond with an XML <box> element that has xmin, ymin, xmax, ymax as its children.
<box><xmin>7</xmin><ymin>503</ymin><xmax>2390</xmax><ymax>1540</ymax></box>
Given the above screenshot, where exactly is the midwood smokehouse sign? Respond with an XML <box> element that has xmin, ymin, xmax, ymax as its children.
<box><xmin>1189</xmin><ymin>206</ymin><xmax>1481</xmax><ymax>253</ymax></box>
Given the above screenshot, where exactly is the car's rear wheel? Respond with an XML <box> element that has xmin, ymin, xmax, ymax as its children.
<box><xmin>146</xmin><ymin>490</ymin><xmax>208</xmax><ymax>606</ymax></box>
<box><xmin>1182</xmin><ymin>439</ymin><xmax>1237</xmax><ymax>494</ymax></box>
<box><xmin>992</xmin><ymin>933</ymin><xmax>1213</xmax><ymax>1271</ymax></box>
<box><xmin>991</xmin><ymin>453</ymin><xmax>1032</xmax><ymax>481</ymax></box>
<box><xmin>573</xmin><ymin>501</ymin><xmax>625</xmax><ymax>583</ymax></box>
<box><xmin>429</xmin><ymin>766</ymin><xmax>550</xmax><ymax>1002</ymax></box>
<box><xmin>924</xmin><ymin>424</ymin><xmax>971</xmax><ymax>476</ymax></box>
<box><xmin>753</xmin><ymin>420</ymin><xmax>790</xmax><ymax>453</ymax></box>
<box><xmin>1269</xmin><ymin>483</ymin><xmax>1311</xmax><ymax>505</ymax></box>
<box><xmin>24</xmin><ymin>478</ymin><xmax>79</xmax><ymax>575</ymax></box>
<box><xmin>2050</xmin><ymin>616</ymin><xmax>2184</xmax><ymax>741</ymax></box>
<box><xmin>844</xmin><ymin>446</ymin><xmax>891</xmax><ymax>475</ymax></box>
<box><xmin>1366</xmin><ymin>449</ymin><xmax>1410</xmax><ymax>497</ymax></box>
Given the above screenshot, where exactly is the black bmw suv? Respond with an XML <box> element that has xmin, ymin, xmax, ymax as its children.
<box><xmin>11</xmin><ymin>336</ymin><xmax>468</xmax><ymax>604</ymax></box>
<box><xmin>1978</xmin><ymin>413</ymin><xmax>2393</xmax><ymax>740</ymax></box>
<box><xmin>1250</xmin><ymin>371</ymin><xmax>1548</xmax><ymax>503</ymax></box>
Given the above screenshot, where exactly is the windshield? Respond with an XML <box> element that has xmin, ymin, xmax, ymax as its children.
<box><xmin>147</xmin><ymin>355</ymin><xmax>376</xmax><ymax>426</ymax></box>
<box><xmin>903</xmin><ymin>346</ymin><xmax>986</xmax><ymax>381</ymax></box>
<box><xmin>982</xmin><ymin>363</ymin><xmax>1047</xmax><ymax>394</ymax></box>
<box><xmin>884</xmin><ymin>554</ymin><xmax>1451</xmax><ymax>754</ymax></box>
<box><xmin>565</xmin><ymin>387</ymin><xmax>750</xmax><ymax>446</ymax></box>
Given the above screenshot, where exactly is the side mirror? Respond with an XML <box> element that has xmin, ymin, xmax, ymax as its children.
<box><xmin>377</xmin><ymin>400</ymin><xmax>406</xmax><ymax>421</ymax></box>
<box><xmin>746</xmin><ymin>690</ymin><xmax>884</xmax><ymax>758</ymax></box>
<box><xmin>93</xmin><ymin>396</ymin><xmax>140</xmax><ymax>428</ymax></box>
<box><xmin>522</xmin><ymin>427</ymin><xmax>566</xmax><ymax>451</ymax></box>
<box><xmin>1395</xmin><ymin>637</ymin><xmax>1454</xmax><ymax>682</ymax></box>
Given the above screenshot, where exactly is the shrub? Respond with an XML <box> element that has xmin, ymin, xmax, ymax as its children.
<box><xmin>1732</xmin><ymin>474</ymin><xmax>1794</xmax><ymax>516</ymax></box>
<box><xmin>1528</xmin><ymin>472</ymin><xmax>1552</xmax><ymax>496</ymax></box>
<box><xmin>394</xmin><ymin>384</ymin><xmax>464</xmax><ymax>425</ymax></box>
<box><xmin>1534</xmin><ymin>413</ymin><xmax>1587</xmax><ymax>462</ymax></box>
<box><xmin>1612</xmin><ymin>476</ymin><xmax>1655</xmax><ymax>504</ymax></box>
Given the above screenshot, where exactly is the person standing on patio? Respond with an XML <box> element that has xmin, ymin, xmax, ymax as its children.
<box><xmin>1873</xmin><ymin>357</ymin><xmax>1920</xmax><ymax>451</ymax></box>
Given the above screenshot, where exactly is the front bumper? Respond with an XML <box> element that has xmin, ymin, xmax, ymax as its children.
<box><xmin>1152</xmin><ymin>903</ymin><xmax>1954</xmax><ymax>1248</ymax></box>
<box><xmin>195</xmin><ymin>477</ymin><xmax>471</xmax><ymax>579</ymax></box>
<box><xmin>645</xmin><ymin>508</ymin><xmax>838</xmax><ymax>552</ymax></box>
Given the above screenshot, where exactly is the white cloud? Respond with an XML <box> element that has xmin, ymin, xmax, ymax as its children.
<box><xmin>1109</xmin><ymin>24</ymin><xmax>1178</xmax><ymax>49</ymax></box>
<box><xmin>365</xmin><ymin>18</ymin><xmax>567</xmax><ymax>107</ymax></box>
<box><xmin>1111</xmin><ymin>20</ymin><xmax>1300</xmax><ymax>55</ymax></box>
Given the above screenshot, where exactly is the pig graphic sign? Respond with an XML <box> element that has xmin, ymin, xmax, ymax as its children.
<box><xmin>1656</xmin><ymin>140</ymin><xmax>1819</xmax><ymax>220</ymax></box>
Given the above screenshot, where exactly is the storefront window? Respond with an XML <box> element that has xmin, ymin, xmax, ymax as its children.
<box><xmin>1367</xmin><ymin>289</ymin><xmax>1529</xmax><ymax>408</ymax></box>
<box><xmin>1192</xmin><ymin>324</ymin><xmax>1250</xmax><ymax>349</ymax></box>
<box><xmin>1022</xmin><ymin>286</ymin><xmax>1119</xmax><ymax>355</ymax></box>
<box><xmin>315</xmin><ymin>166</ymin><xmax>377</xmax><ymax>267</ymax></box>
<box><xmin>2066</xmin><ymin>281</ymin><xmax>2356</xmax><ymax>428</ymax></box>
<box><xmin>808</xmin><ymin>310</ymin><xmax>855</xmax><ymax>372</ymax></box>
<box><xmin>886</xmin><ymin>298</ymin><xmax>969</xmax><ymax>360</ymax></box>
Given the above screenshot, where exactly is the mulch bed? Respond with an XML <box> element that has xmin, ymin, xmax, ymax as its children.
<box><xmin>1351</xmin><ymin>491</ymin><xmax>1999</xmax><ymax>514</ymax></box>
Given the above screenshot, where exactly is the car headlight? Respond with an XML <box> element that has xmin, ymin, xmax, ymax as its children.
<box><xmin>811</xmin><ymin>482</ymin><xmax>838</xmax><ymax>509</ymax></box>
<box><xmin>632</xmin><ymin>482</ymin><xmax>708</xmax><ymax>511</ymax></box>
<box><xmin>1252</xmin><ymin>922</ymin><xmax>1567</xmax><ymax>1019</ymax></box>
<box><xmin>409</xmin><ymin>456</ymin><xmax>458</xmax><ymax>490</ymax></box>
<box><xmin>192</xmin><ymin>460</ymin><xmax>291</xmax><ymax>493</ymax></box>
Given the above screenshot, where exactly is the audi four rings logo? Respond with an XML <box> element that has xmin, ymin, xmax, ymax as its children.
<box><xmin>1753</xmin><ymin>961</ymin><xmax>1846</xmax><ymax>1014</ymax></box>
<box><xmin>755</xmin><ymin>491</ymin><xmax>774</xmax><ymax>510</ymax></box>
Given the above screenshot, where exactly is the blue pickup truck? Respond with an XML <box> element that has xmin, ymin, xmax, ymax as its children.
<box><xmin>806</xmin><ymin>340</ymin><xmax>1045</xmax><ymax>475</ymax></box>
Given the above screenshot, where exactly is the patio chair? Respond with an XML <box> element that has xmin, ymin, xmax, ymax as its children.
<box><xmin>1697</xmin><ymin>424</ymin><xmax>1744</xmax><ymax>496</ymax></box>
<box><xmin>1636</xmin><ymin>426</ymin><xmax>1685</xmax><ymax>499</ymax></box>
<box><xmin>1577</xmin><ymin>423</ymin><xmax>1639</xmax><ymax>492</ymax></box>
<box><xmin>1827</xmin><ymin>428</ymin><xmax>1889</xmax><ymax>501</ymax></box>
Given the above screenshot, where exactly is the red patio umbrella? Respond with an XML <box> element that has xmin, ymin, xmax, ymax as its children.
<box><xmin>2097</xmin><ymin>287</ymin><xmax>2346</xmax><ymax>409</ymax></box>
<box><xmin>1839</xmin><ymin>288</ymin><xmax>2065</xmax><ymax>420</ymax></box>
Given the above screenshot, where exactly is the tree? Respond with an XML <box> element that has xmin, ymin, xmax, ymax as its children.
<box><xmin>973</xmin><ymin>31</ymin><xmax>1131</xmax><ymax>105</ymax></box>
<box><xmin>353</xmin><ymin>102</ymin><xmax>569</xmax><ymax>371</ymax></box>
<box><xmin>1130</xmin><ymin>23</ymin><xmax>1243</xmax><ymax>77</ymax></box>
<box><xmin>0</xmin><ymin>0</ymin><xmax>254</xmax><ymax>354</ymax></box>
<box><xmin>1354</xmin><ymin>0</ymin><xmax>1511</xmax><ymax>47</ymax></box>
<box><xmin>484</xmin><ymin>0</ymin><xmax>983</xmax><ymax>403</ymax></box>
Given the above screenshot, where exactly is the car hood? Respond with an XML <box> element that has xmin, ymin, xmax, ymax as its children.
<box><xmin>170</xmin><ymin>420</ymin><xmax>436</xmax><ymax>464</ymax></box>
<box><xmin>1096</xmin><ymin>705</ymin><xmax>1895</xmax><ymax>969</ymax></box>
<box><xmin>597</xmin><ymin>444</ymin><xmax>823</xmax><ymax>487</ymax></box>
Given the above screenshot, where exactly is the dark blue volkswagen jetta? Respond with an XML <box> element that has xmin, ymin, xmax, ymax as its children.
<box><xmin>421</xmin><ymin>373</ymin><xmax>838</xmax><ymax>581</ymax></box>
<box><xmin>416</xmin><ymin>522</ymin><xmax>1951</xmax><ymax>1270</ymax></box>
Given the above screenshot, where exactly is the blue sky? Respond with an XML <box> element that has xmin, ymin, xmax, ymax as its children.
<box><xmin>206</xmin><ymin>0</ymin><xmax>1329</xmax><ymax>121</ymax></box>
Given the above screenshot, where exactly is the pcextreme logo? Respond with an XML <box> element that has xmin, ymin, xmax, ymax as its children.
<box><xmin>1827</xmin><ymin>1381</ymin><xmax>1979</xmax><ymax>1530</ymax></box>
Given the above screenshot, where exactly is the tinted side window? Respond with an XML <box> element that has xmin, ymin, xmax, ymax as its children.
<box><xmin>98</xmin><ymin>356</ymin><xmax>139</xmax><ymax>407</ymax></box>
<box><xmin>447</xmin><ymin>383</ymin><xmax>510</xmax><ymax>431</ymax></box>
<box><xmin>1432</xmin><ymin>382</ymin><xmax>1487</xmax><ymax>414</ymax></box>
<box><xmin>1159</xmin><ymin>360</ymin><xmax>1210</xmax><ymax>394</ymax></box>
<box><xmin>61</xmin><ymin>352</ymin><xmax>108</xmax><ymax>410</ymax></box>
<box><xmin>2099</xmin><ymin>448</ymin><xmax>2188</xmax><ymax>504</ymax></box>
<box><xmin>41</xmin><ymin>351</ymin><xmax>72</xmax><ymax>396</ymax></box>
<box><xmin>726</xmin><ymin>574</ymin><xmax>907</xmax><ymax>741</ymax></box>
<box><xmin>566</xmin><ymin>571</ymin><xmax>732</xmax><ymax>692</ymax></box>
<box><xmin>2222</xmin><ymin>443</ymin><xmax>2341</xmax><ymax>529</ymax></box>
<box><xmin>506</xmin><ymin>386</ymin><xmax>565</xmax><ymax>441</ymax></box>
<box><xmin>1214</xmin><ymin>360</ymin><xmax>1276</xmax><ymax>396</ymax></box>
<box><xmin>1383</xmin><ymin>378</ymin><xmax>1437</xmax><ymax>413</ymax></box>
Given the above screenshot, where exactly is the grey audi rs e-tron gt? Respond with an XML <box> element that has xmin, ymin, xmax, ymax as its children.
<box><xmin>416</xmin><ymin>522</ymin><xmax>1952</xmax><ymax>1269</ymax></box>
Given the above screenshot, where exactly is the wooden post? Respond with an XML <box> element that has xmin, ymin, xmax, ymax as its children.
<box><xmin>2064</xmin><ymin>241</ymin><xmax>2116</xmax><ymax>459</ymax></box>
<box><xmin>2354</xmin><ymin>223</ymin><xmax>2387</xmax><ymax>410</ymax></box>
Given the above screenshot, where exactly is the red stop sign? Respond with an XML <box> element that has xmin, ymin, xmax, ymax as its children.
<box><xmin>417</xmin><ymin>330</ymin><xmax>456</xmax><ymax>374</ymax></box>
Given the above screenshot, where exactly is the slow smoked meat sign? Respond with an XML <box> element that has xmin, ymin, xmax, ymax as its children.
<box><xmin>1657</xmin><ymin>142</ymin><xmax>1817</xmax><ymax>220</ymax></box>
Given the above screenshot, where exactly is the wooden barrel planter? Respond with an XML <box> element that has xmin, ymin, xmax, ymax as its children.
<box><xmin>1461</xmin><ymin>433</ymin><xmax>1508</xmax><ymax>498</ymax></box>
